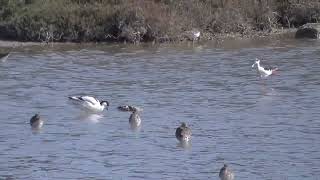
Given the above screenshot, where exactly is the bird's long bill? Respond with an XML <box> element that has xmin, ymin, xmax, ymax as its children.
<box><xmin>252</xmin><ymin>63</ymin><xmax>255</xmax><ymax>68</ymax></box>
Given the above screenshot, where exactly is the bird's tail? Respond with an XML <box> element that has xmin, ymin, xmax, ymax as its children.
<box><xmin>68</xmin><ymin>96</ymin><xmax>80</xmax><ymax>101</ymax></box>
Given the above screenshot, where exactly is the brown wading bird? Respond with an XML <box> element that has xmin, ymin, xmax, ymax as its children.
<box><xmin>219</xmin><ymin>164</ymin><xmax>234</xmax><ymax>180</ymax></box>
<box><xmin>30</xmin><ymin>114</ymin><xmax>44</xmax><ymax>129</ymax></box>
<box><xmin>118</xmin><ymin>105</ymin><xmax>142</xmax><ymax>127</ymax></box>
<box><xmin>175</xmin><ymin>122</ymin><xmax>192</xmax><ymax>142</ymax></box>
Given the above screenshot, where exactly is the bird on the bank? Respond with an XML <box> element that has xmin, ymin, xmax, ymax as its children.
<box><xmin>68</xmin><ymin>96</ymin><xmax>109</xmax><ymax>112</ymax></box>
<box><xmin>252</xmin><ymin>58</ymin><xmax>278</xmax><ymax>78</ymax></box>
<box><xmin>219</xmin><ymin>164</ymin><xmax>234</xmax><ymax>180</ymax></box>
<box><xmin>191</xmin><ymin>30</ymin><xmax>201</xmax><ymax>41</ymax></box>
<box><xmin>118</xmin><ymin>105</ymin><xmax>142</xmax><ymax>127</ymax></box>
<box><xmin>30</xmin><ymin>114</ymin><xmax>44</xmax><ymax>129</ymax></box>
<box><xmin>182</xmin><ymin>29</ymin><xmax>201</xmax><ymax>42</ymax></box>
<box><xmin>175</xmin><ymin>122</ymin><xmax>192</xmax><ymax>142</ymax></box>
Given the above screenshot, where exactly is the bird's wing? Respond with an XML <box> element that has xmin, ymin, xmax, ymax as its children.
<box><xmin>181</xmin><ymin>128</ymin><xmax>192</xmax><ymax>136</ymax></box>
<box><xmin>175</xmin><ymin>127</ymin><xmax>183</xmax><ymax>138</ymax></box>
<box><xmin>219</xmin><ymin>167</ymin><xmax>226</xmax><ymax>178</ymax></box>
<box><xmin>263</xmin><ymin>66</ymin><xmax>273</xmax><ymax>71</ymax></box>
<box><xmin>79</xmin><ymin>96</ymin><xmax>99</xmax><ymax>105</ymax></box>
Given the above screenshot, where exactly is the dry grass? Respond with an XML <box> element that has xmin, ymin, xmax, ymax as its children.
<box><xmin>0</xmin><ymin>0</ymin><xmax>319</xmax><ymax>42</ymax></box>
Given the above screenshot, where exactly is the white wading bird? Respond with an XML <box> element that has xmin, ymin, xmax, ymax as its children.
<box><xmin>252</xmin><ymin>58</ymin><xmax>278</xmax><ymax>78</ymax></box>
<box><xmin>69</xmin><ymin>96</ymin><xmax>109</xmax><ymax>113</ymax></box>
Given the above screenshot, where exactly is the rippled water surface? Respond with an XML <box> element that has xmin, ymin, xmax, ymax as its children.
<box><xmin>1</xmin><ymin>39</ymin><xmax>320</xmax><ymax>179</ymax></box>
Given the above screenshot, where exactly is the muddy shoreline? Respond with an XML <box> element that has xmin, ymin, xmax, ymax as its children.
<box><xmin>0</xmin><ymin>28</ymin><xmax>296</xmax><ymax>48</ymax></box>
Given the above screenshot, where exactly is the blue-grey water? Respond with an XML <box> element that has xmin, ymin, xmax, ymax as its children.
<box><xmin>0</xmin><ymin>38</ymin><xmax>320</xmax><ymax>180</ymax></box>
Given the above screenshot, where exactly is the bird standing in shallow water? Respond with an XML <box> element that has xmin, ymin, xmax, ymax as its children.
<box><xmin>68</xmin><ymin>96</ymin><xmax>109</xmax><ymax>113</ymax></box>
<box><xmin>118</xmin><ymin>105</ymin><xmax>142</xmax><ymax>128</ymax></box>
<box><xmin>30</xmin><ymin>114</ymin><xmax>44</xmax><ymax>129</ymax></box>
<box><xmin>175</xmin><ymin>122</ymin><xmax>192</xmax><ymax>142</ymax></box>
<box><xmin>219</xmin><ymin>164</ymin><xmax>234</xmax><ymax>180</ymax></box>
<box><xmin>252</xmin><ymin>58</ymin><xmax>278</xmax><ymax>78</ymax></box>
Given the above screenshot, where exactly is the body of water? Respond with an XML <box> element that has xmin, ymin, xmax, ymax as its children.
<box><xmin>0</xmin><ymin>38</ymin><xmax>320</xmax><ymax>179</ymax></box>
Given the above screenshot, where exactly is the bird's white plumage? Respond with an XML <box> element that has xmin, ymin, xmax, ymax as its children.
<box><xmin>69</xmin><ymin>96</ymin><xmax>108</xmax><ymax>112</ymax></box>
<box><xmin>193</xmin><ymin>31</ymin><xmax>200</xmax><ymax>38</ymax></box>
<box><xmin>252</xmin><ymin>58</ymin><xmax>277</xmax><ymax>78</ymax></box>
<box><xmin>79</xmin><ymin>96</ymin><xmax>99</xmax><ymax>105</ymax></box>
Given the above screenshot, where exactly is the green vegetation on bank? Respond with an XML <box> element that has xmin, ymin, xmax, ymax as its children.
<box><xmin>0</xmin><ymin>0</ymin><xmax>319</xmax><ymax>43</ymax></box>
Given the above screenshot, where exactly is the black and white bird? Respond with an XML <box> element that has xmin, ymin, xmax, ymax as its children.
<box><xmin>219</xmin><ymin>164</ymin><xmax>234</xmax><ymax>180</ymax></box>
<box><xmin>68</xmin><ymin>96</ymin><xmax>109</xmax><ymax>112</ymax></box>
<box><xmin>0</xmin><ymin>52</ymin><xmax>10</xmax><ymax>62</ymax></box>
<box><xmin>118</xmin><ymin>105</ymin><xmax>142</xmax><ymax>127</ymax></box>
<box><xmin>30</xmin><ymin>114</ymin><xmax>44</xmax><ymax>129</ymax></box>
<box><xmin>175</xmin><ymin>122</ymin><xmax>192</xmax><ymax>142</ymax></box>
<box><xmin>252</xmin><ymin>58</ymin><xmax>278</xmax><ymax>78</ymax></box>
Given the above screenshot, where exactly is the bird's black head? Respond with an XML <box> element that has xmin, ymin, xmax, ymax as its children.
<box><xmin>128</xmin><ymin>106</ymin><xmax>136</xmax><ymax>112</ymax></box>
<box><xmin>30</xmin><ymin>113</ymin><xmax>40</xmax><ymax>124</ymax></box>
<box><xmin>33</xmin><ymin>114</ymin><xmax>40</xmax><ymax>119</ymax></box>
<box><xmin>100</xmin><ymin>101</ymin><xmax>110</xmax><ymax>107</ymax></box>
<box><xmin>181</xmin><ymin>122</ymin><xmax>187</xmax><ymax>127</ymax></box>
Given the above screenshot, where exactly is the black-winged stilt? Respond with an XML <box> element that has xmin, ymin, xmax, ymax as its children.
<box><xmin>252</xmin><ymin>58</ymin><xmax>278</xmax><ymax>78</ymax></box>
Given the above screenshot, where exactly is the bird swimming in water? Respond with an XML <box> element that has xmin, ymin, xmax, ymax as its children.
<box><xmin>219</xmin><ymin>164</ymin><xmax>234</xmax><ymax>180</ymax></box>
<box><xmin>175</xmin><ymin>122</ymin><xmax>192</xmax><ymax>142</ymax></box>
<box><xmin>118</xmin><ymin>105</ymin><xmax>142</xmax><ymax>128</ymax></box>
<box><xmin>252</xmin><ymin>58</ymin><xmax>278</xmax><ymax>78</ymax></box>
<box><xmin>68</xmin><ymin>96</ymin><xmax>109</xmax><ymax>113</ymax></box>
<box><xmin>30</xmin><ymin>114</ymin><xmax>44</xmax><ymax>129</ymax></box>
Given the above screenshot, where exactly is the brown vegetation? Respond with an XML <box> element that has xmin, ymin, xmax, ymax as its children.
<box><xmin>0</xmin><ymin>0</ymin><xmax>319</xmax><ymax>43</ymax></box>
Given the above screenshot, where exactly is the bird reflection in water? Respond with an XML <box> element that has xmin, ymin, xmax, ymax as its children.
<box><xmin>78</xmin><ymin>112</ymin><xmax>104</xmax><ymax>123</ymax></box>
